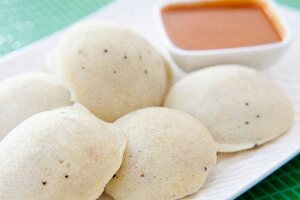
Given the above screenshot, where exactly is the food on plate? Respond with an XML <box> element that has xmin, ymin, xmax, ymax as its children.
<box><xmin>58</xmin><ymin>21</ymin><xmax>172</xmax><ymax>122</ymax></box>
<box><xmin>106</xmin><ymin>107</ymin><xmax>217</xmax><ymax>200</ymax></box>
<box><xmin>0</xmin><ymin>73</ymin><xmax>72</xmax><ymax>141</ymax></box>
<box><xmin>0</xmin><ymin>104</ymin><xmax>126</xmax><ymax>200</ymax></box>
<box><xmin>164</xmin><ymin>65</ymin><xmax>294</xmax><ymax>152</ymax></box>
<box><xmin>161</xmin><ymin>0</ymin><xmax>281</xmax><ymax>50</ymax></box>
<box><xmin>45</xmin><ymin>47</ymin><xmax>61</xmax><ymax>74</ymax></box>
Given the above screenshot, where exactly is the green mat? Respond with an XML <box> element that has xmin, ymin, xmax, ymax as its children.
<box><xmin>238</xmin><ymin>155</ymin><xmax>300</xmax><ymax>200</ymax></box>
<box><xmin>0</xmin><ymin>0</ymin><xmax>299</xmax><ymax>199</ymax></box>
<box><xmin>277</xmin><ymin>0</ymin><xmax>300</xmax><ymax>9</ymax></box>
<box><xmin>0</xmin><ymin>0</ymin><xmax>113</xmax><ymax>55</ymax></box>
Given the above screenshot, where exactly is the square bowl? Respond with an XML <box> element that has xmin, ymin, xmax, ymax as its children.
<box><xmin>156</xmin><ymin>0</ymin><xmax>292</xmax><ymax>72</ymax></box>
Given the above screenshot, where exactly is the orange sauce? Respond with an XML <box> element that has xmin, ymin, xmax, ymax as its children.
<box><xmin>162</xmin><ymin>1</ymin><xmax>281</xmax><ymax>50</ymax></box>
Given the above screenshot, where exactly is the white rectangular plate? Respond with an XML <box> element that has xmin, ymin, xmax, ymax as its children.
<box><xmin>0</xmin><ymin>1</ymin><xmax>299</xmax><ymax>200</ymax></box>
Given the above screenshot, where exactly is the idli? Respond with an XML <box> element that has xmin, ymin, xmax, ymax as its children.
<box><xmin>59</xmin><ymin>21</ymin><xmax>171</xmax><ymax>122</ymax></box>
<box><xmin>0</xmin><ymin>73</ymin><xmax>72</xmax><ymax>140</ymax></box>
<box><xmin>164</xmin><ymin>65</ymin><xmax>294</xmax><ymax>152</ymax></box>
<box><xmin>106</xmin><ymin>107</ymin><xmax>217</xmax><ymax>200</ymax></box>
<box><xmin>0</xmin><ymin>104</ymin><xmax>126</xmax><ymax>200</ymax></box>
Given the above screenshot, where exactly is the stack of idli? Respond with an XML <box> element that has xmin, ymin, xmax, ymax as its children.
<box><xmin>0</xmin><ymin>20</ymin><xmax>294</xmax><ymax>200</ymax></box>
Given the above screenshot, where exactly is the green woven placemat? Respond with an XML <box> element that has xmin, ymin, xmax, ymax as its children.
<box><xmin>277</xmin><ymin>0</ymin><xmax>300</xmax><ymax>9</ymax></box>
<box><xmin>0</xmin><ymin>0</ymin><xmax>113</xmax><ymax>55</ymax></box>
<box><xmin>0</xmin><ymin>0</ymin><xmax>299</xmax><ymax>199</ymax></box>
<box><xmin>238</xmin><ymin>155</ymin><xmax>300</xmax><ymax>200</ymax></box>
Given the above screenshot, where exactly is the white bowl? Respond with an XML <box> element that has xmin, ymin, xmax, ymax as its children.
<box><xmin>156</xmin><ymin>0</ymin><xmax>292</xmax><ymax>72</ymax></box>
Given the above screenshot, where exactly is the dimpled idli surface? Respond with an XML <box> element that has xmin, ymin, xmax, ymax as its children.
<box><xmin>164</xmin><ymin>65</ymin><xmax>294</xmax><ymax>152</ymax></box>
<box><xmin>0</xmin><ymin>104</ymin><xmax>126</xmax><ymax>200</ymax></box>
<box><xmin>59</xmin><ymin>21</ymin><xmax>171</xmax><ymax>122</ymax></box>
<box><xmin>106</xmin><ymin>107</ymin><xmax>217</xmax><ymax>200</ymax></box>
<box><xmin>0</xmin><ymin>73</ymin><xmax>72</xmax><ymax>141</ymax></box>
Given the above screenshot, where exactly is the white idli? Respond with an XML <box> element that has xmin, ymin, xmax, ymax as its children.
<box><xmin>59</xmin><ymin>21</ymin><xmax>171</xmax><ymax>122</ymax></box>
<box><xmin>0</xmin><ymin>104</ymin><xmax>126</xmax><ymax>200</ymax></box>
<box><xmin>106</xmin><ymin>107</ymin><xmax>217</xmax><ymax>200</ymax></box>
<box><xmin>0</xmin><ymin>73</ymin><xmax>72</xmax><ymax>140</ymax></box>
<box><xmin>164</xmin><ymin>65</ymin><xmax>294</xmax><ymax>152</ymax></box>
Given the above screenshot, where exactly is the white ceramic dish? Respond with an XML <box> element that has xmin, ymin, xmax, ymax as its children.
<box><xmin>0</xmin><ymin>0</ymin><xmax>299</xmax><ymax>199</ymax></box>
<box><xmin>156</xmin><ymin>0</ymin><xmax>293</xmax><ymax>72</ymax></box>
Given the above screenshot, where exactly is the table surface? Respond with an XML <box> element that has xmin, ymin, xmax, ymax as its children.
<box><xmin>0</xmin><ymin>0</ymin><xmax>299</xmax><ymax>199</ymax></box>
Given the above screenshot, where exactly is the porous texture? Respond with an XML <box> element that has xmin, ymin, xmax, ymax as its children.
<box><xmin>164</xmin><ymin>65</ymin><xmax>294</xmax><ymax>152</ymax></box>
<box><xmin>106</xmin><ymin>107</ymin><xmax>217</xmax><ymax>200</ymax></box>
<box><xmin>0</xmin><ymin>104</ymin><xmax>126</xmax><ymax>200</ymax></box>
<box><xmin>0</xmin><ymin>73</ymin><xmax>72</xmax><ymax>140</ymax></box>
<box><xmin>59</xmin><ymin>21</ymin><xmax>171</xmax><ymax>122</ymax></box>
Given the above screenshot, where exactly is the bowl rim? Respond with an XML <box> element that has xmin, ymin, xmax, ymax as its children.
<box><xmin>155</xmin><ymin>0</ymin><xmax>292</xmax><ymax>56</ymax></box>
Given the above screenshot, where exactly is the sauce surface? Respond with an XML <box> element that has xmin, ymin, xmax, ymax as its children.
<box><xmin>162</xmin><ymin>1</ymin><xmax>281</xmax><ymax>50</ymax></box>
